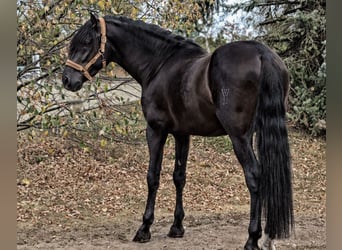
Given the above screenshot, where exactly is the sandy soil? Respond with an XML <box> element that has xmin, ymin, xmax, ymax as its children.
<box><xmin>17</xmin><ymin>212</ymin><xmax>325</xmax><ymax>250</ymax></box>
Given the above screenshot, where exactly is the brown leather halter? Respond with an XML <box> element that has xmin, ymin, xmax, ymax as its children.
<box><xmin>65</xmin><ymin>17</ymin><xmax>107</xmax><ymax>81</ymax></box>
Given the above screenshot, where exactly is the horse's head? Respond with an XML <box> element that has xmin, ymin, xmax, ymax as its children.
<box><xmin>62</xmin><ymin>13</ymin><xmax>106</xmax><ymax>92</ymax></box>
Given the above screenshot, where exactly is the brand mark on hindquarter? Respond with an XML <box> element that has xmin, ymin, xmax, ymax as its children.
<box><xmin>221</xmin><ymin>88</ymin><xmax>230</xmax><ymax>105</ymax></box>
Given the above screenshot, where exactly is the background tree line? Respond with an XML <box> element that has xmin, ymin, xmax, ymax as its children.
<box><xmin>17</xmin><ymin>0</ymin><xmax>326</xmax><ymax>142</ymax></box>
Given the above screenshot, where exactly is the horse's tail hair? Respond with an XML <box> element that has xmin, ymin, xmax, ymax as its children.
<box><xmin>255</xmin><ymin>51</ymin><xmax>294</xmax><ymax>239</ymax></box>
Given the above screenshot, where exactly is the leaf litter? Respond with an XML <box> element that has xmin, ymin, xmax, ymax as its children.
<box><xmin>17</xmin><ymin>126</ymin><xmax>326</xmax><ymax>248</ymax></box>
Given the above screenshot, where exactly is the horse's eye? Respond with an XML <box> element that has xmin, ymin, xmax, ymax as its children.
<box><xmin>84</xmin><ymin>38</ymin><xmax>91</xmax><ymax>45</ymax></box>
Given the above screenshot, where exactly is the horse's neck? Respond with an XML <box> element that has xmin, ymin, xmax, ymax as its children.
<box><xmin>105</xmin><ymin>22</ymin><xmax>169</xmax><ymax>86</ymax></box>
<box><xmin>105</xmin><ymin>19</ymin><xmax>205</xmax><ymax>87</ymax></box>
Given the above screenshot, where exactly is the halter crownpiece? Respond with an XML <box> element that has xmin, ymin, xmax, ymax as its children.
<box><xmin>66</xmin><ymin>17</ymin><xmax>107</xmax><ymax>81</ymax></box>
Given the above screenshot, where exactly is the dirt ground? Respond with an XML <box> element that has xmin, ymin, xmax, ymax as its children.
<box><xmin>17</xmin><ymin>213</ymin><xmax>325</xmax><ymax>250</ymax></box>
<box><xmin>17</xmin><ymin>127</ymin><xmax>326</xmax><ymax>249</ymax></box>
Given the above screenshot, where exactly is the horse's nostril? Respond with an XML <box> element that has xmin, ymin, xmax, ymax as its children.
<box><xmin>62</xmin><ymin>75</ymin><xmax>69</xmax><ymax>85</ymax></box>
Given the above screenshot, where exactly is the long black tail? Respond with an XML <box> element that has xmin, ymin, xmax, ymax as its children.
<box><xmin>255</xmin><ymin>52</ymin><xmax>294</xmax><ymax>239</ymax></box>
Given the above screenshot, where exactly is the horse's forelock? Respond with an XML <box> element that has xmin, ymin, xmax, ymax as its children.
<box><xmin>70</xmin><ymin>21</ymin><xmax>98</xmax><ymax>51</ymax></box>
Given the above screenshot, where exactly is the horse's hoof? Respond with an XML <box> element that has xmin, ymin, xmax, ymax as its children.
<box><xmin>261</xmin><ymin>234</ymin><xmax>276</xmax><ymax>250</ymax></box>
<box><xmin>244</xmin><ymin>241</ymin><xmax>260</xmax><ymax>250</ymax></box>
<box><xmin>132</xmin><ymin>229</ymin><xmax>151</xmax><ymax>243</ymax></box>
<box><xmin>244</xmin><ymin>245</ymin><xmax>260</xmax><ymax>250</ymax></box>
<box><xmin>167</xmin><ymin>225</ymin><xmax>184</xmax><ymax>238</ymax></box>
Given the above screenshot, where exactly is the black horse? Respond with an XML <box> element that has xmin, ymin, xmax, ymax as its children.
<box><xmin>62</xmin><ymin>13</ymin><xmax>293</xmax><ymax>250</ymax></box>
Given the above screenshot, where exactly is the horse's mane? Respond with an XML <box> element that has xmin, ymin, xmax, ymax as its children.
<box><xmin>104</xmin><ymin>15</ymin><xmax>205</xmax><ymax>53</ymax></box>
<box><xmin>70</xmin><ymin>15</ymin><xmax>205</xmax><ymax>57</ymax></box>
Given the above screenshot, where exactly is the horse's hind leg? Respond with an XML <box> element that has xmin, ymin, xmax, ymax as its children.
<box><xmin>262</xmin><ymin>234</ymin><xmax>276</xmax><ymax>250</ymax></box>
<box><xmin>216</xmin><ymin>110</ymin><xmax>262</xmax><ymax>250</ymax></box>
<box><xmin>133</xmin><ymin>125</ymin><xmax>167</xmax><ymax>242</ymax></box>
<box><xmin>168</xmin><ymin>134</ymin><xmax>190</xmax><ymax>238</ymax></box>
<box><xmin>230</xmin><ymin>133</ymin><xmax>262</xmax><ymax>250</ymax></box>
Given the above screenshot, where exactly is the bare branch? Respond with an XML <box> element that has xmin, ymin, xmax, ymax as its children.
<box><xmin>17</xmin><ymin>67</ymin><xmax>60</xmax><ymax>91</ymax></box>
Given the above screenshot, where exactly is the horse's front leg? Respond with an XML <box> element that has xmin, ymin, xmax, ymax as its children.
<box><xmin>133</xmin><ymin>125</ymin><xmax>167</xmax><ymax>243</ymax></box>
<box><xmin>168</xmin><ymin>134</ymin><xmax>190</xmax><ymax>238</ymax></box>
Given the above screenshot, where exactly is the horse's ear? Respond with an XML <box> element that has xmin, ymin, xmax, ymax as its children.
<box><xmin>90</xmin><ymin>12</ymin><xmax>99</xmax><ymax>29</ymax></box>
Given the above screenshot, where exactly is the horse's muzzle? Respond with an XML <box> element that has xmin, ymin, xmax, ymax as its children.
<box><xmin>62</xmin><ymin>74</ymin><xmax>83</xmax><ymax>92</ymax></box>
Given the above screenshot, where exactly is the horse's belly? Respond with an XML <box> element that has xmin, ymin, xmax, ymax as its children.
<box><xmin>171</xmin><ymin>105</ymin><xmax>226</xmax><ymax>136</ymax></box>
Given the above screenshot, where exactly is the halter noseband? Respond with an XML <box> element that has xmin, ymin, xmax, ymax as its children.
<box><xmin>66</xmin><ymin>17</ymin><xmax>107</xmax><ymax>81</ymax></box>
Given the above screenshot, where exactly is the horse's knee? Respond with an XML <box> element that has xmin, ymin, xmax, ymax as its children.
<box><xmin>173</xmin><ymin>169</ymin><xmax>186</xmax><ymax>188</ymax></box>
<box><xmin>147</xmin><ymin>171</ymin><xmax>160</xmax><ymax>190</ymax></box>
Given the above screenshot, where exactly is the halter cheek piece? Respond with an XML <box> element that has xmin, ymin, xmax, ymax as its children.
<box><xmin>66</xmin><ymin>17</ymin><xmax>107</xmax><ymax>81</ymax></box>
